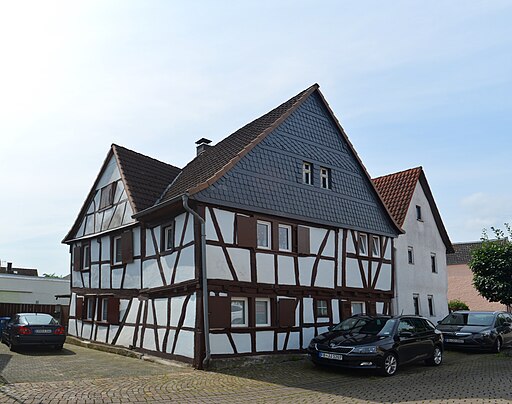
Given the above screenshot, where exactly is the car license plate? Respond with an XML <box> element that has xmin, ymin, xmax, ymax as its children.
<box><xmin>34</xmin><ymin>329</ymin><xmax>52</xmax><ymax>334</ymax></box>
<box><xmin>445</xmin><ymin>338</ymin><xmax>464</xmax><ymax>344</ymax></box>
<box><xmin>319</xmin><ymin>352</ymin><xmax>343</xmax><ymax>360</ymax></box>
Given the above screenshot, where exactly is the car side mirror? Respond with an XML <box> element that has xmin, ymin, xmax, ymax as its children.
<box><xmin>437</xmin><ymin>320</ymin><xmax>442</xmax><ymax>324</ymax></box>
<box><xmin>328</xmin><ymin>325</ymin><xmax>335</xmax><ymax>332</ymax></box>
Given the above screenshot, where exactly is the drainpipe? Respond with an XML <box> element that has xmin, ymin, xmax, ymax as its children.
<box><xmin>182</xmin><ymin>193</ymin><xmax>210</xmax><ymax>369</ymax></box>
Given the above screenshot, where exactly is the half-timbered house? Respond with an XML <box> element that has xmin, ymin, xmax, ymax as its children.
<box><xmin>63</xmin><ymin>84</ymin><xmax>402</xmax><ymax>368</ymax></box>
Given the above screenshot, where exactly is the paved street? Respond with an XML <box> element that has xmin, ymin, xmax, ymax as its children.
<box><xmin>0</xmin><ymin>342</ymin><xmax>511</xmax><ymax>403</ymax></box>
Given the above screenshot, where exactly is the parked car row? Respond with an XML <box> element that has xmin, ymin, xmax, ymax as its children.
<box><xmin>0</xmin><ymin>313</ymin><xmax>66</xmax><ymax>351</ymax></box>
<box><xmin>308</xmin><ymin>310</ymin><xmax>512</xmax><ymax>376</ymax></box>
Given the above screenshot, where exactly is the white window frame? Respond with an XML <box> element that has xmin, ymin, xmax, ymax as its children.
<box><xmin>408</xmin><ymin>246</ymin><xmax>414</xmax><ymax>265</ymax></box>
<box><xmin>257</xmin><ymin>221</ymin><xmax>271</xmax><ymax>250</ymax></box>
<box><xmin>413</xmin><ymin>294</ymin><xmax>420</xmax><ymax>316</ymax></box>
<box><xmin>231</xmin><ymin>297</ymin><xmax>248</xmax><ymax>327</ymax></box>
<box><xmin>303</xmin><ymin>162</ymin><xmax>312</xmax><ymax>185</ymax></box>
<box><xmin>163</xmin><ymin>224</ymin><xmax>174</xmax><ymax>251</ymax></box>
<box><xmin>371</xmin><ymin>236</ymin><xmax>380</xmax><ymax>257</ymax></box>
<box><xmin>316</xmin><ymin>300</ymin><xmax>329</xmax><ymax>318</ymax></box>
<box><xmin>101</xmin><ymin>298</ymin><xmax>108</xmax><ymax>322</ymax></box>
<box><xmin>351</xmin><ymin>301</ymin><xmax>365</xmax><ymax>315</ymax></box>
<box><xmin>86</xmin><ymin>298</ymin><xmax>94</xmax><ymax>320</ymax></box>
<box><xmin>320</xmin><ymin>167</ymin><xmax>330</xmax><ymax>189</ymax></box>
<box><xmin>431</xmin><ymin>253</ymin><xmax>437</xmax><ymax>273</ymax></box>
<box><xmin>255</xmin><ymin>298</ymin><xmax>271</xmax><ymax>327</ymax></box>
<box><xmin>427</xmin><ymin>295</ymin><xmax>435</xmax><ymax>317</ymax></box>
<box><xmin>358</xmin><ymin>233</ymin><xmax>368</xmax><ymax>256</ymax></box>
<box><xmin>82</xmin><ymin>244</ymin><xmax>90</xmax><ymax>270</ymax></box>
<box><xmin>113</xmin><ymin>236</ymin><xmax>122</xmax><ymax>264</ymax></box>
<box><xmin>278</xmin><ymin>224</ymin><xmax>292</xmax><ymax>252</ymax></box>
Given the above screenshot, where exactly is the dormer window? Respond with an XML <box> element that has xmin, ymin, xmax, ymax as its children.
<box><xmin>320</xmin><ymin>167</ymin><xmax>331</xmax><ymax>189</ymax></box>
<box><xmin>99</xmin><ymin>182</ymin><xmax>117</xmax><ymax>210</ymax></box>
<box><xmin>303</xmin><ymin>162</ymin><xmax>312</xmax><ymax>185</ymax></box>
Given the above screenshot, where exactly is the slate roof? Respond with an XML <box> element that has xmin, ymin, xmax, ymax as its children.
<box><xmin>156</xmin><ymin>85</ymin><xmax>316</xmax><ymax>204</ymax></box>
<box><xmin>373</xmin><ymin>167</ymin><xmax>454</xmax><ymax>253</ymax></box>
<box><xmin>112</xmin><ymin>144</ymin><xmax>181</xmax><ymax>212</ymax></box>
<box><xmin>372</xmin><ymin>167</ymin><xmax>422</xmax><ymax>227</ymax></box>
<box><xmin>446</xmin><ymin>241</ymin><xmax>485</xmax><ymax>265</ymax></box>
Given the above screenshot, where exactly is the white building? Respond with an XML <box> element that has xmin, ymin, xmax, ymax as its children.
<box><xmin>373</xmin><ymin>167</ymin><xmax>453</xmax><ymax>322</ymax></box>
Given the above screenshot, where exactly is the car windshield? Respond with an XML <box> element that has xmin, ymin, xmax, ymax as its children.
<box><xmin>20</xmin><ymin>314</ymin><xmax>58</xmax><ymax>325</ymax></box>
<box><xmin>440</xmin><ymin>313</ymin><xmax>495</xmax><ymax>326</ymax></box>
<box><xmin>358</xmin><ymin>318</ymin><xmax>396</xmax><ymax>336</ymax></box>
<box><xmin>332</xmin><ymin>317</ymin><xmax>369</xmax><ymax>332</ymax></box>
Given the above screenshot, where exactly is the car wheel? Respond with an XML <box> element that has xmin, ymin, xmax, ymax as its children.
<box><xmin>380</xmin><ymin>353</ymin><xmax>398</xmax><ymax>376</ymax></box>
<box><xmin>426</xmin><ymin>346</ymin><xmax>443</xmax><ymax>366</ymax></box>
<box><xmin>492</xmin><ymin>338</ymin><xmax>502</xmax><ymax>353</ymax></box>
<box><xmin>9</xmin><ymin>341</ymin><xmax>17</xmax><ymax>352</ymax></box>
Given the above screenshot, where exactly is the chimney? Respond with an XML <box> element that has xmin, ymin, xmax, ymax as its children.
<box><xmin>195</xmin><ymin>138</ymin><xmax>212</xmax><ymax>156</ymax></box>
<box><xmin>7</xmin><ymin>262</ymin><xmax>13</xmax><ymax>273</ymax></box>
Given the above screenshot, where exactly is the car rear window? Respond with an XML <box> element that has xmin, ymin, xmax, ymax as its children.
<box><xmin>440</xmin><ymin>313</ymin><xmax>494</xmax><ymax>326</ymax></box>
<box><xmin>20</xmin><ymin>314</ymin><xmax>58</xmax><ymax>325</ymax></box>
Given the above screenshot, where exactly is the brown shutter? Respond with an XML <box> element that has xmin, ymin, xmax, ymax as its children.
<box><xmin>107</xmin><ymin>298</ymin><xmax>120</xmax><ymax>325</ymax></box>
<box><xmin>209</xmin><ymin>296</ymin><xmax>231</xmax><ymax>328</ymax></box>
<box><xmin>272</xmin><ymin>222</ymin><xmax>279</xmax><ymax>251</ymax></box>
<box><xmin>368</xmin><ymin>301</ymin><xmax>377</xmax><ymax>316</ymax></box>
<box><xmin>76</xmin><ymin>297</ymin><xmax>84</xmax><ymax>319</ymax></box>
<box><xmin>341</xmin><ymin>300</ymin><xmax>352</xmax><ymax>320</ymax></box>
<box><xmin>237</xmin><ymin>215</ymin><xmax>256</xmax><ymax>248</ymax></box>
<box><xmin>297</xmin><ymin>226</ymin><xmax>310</xmax><ymax>255</ymax></box>
<box><xmin>122</xmin><ymin>231</ymin><xmax>134</xmax><ymax>264</ymax></box>
<box><xmin>278</xmin><ymin>299</ymin><xmax>296</xmax><ymax>327</ymax></box>
<box><xmin>73</xmin><ymin>245</ymin><xmax>82</xmax><ymax>271</ymax></box>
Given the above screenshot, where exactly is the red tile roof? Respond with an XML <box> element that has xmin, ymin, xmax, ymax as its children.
<box><xmin>373</xmin><ymin>167</ymin><xmax>422</xmax><ymax>227</ymax></box>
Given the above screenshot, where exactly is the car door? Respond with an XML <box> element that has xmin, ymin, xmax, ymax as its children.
<box><xmin>498</xmin><ymin>314</ymin><xmax>512</xmax><ymax>347</ymax></box>
<box><xmin>396</xmin><ymin>318</ymin><xmax>421</xmax><ymax>365</ymax></box>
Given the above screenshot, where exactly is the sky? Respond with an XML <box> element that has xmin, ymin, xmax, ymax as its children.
<box><xmin>1</xmin><ymin>1</ymin><xmax>511</xmax><ymax>276</ymax></box>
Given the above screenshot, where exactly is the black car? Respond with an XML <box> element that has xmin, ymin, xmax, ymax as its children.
<box><xmin>1</xmin><ymin>313</ymin><xmax>66</xmax><ymax>351</ymax></box>
<box><xmin>436</xmin><ymin>311</ymin><xmax>512</xmax><ymax>352</ymax></box>
<box><xmin>308</xmin><ymin>315</ymin><xmax>443</xmax><ymax>376</ymax></box>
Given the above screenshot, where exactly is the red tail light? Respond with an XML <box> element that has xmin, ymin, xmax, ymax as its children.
<box><xmin>54</xmin><ymin>326</ymin><xmax>65</xmax><ymax>335</ymax></box>
<box><xmin>16</xmin><ymin>326</ymin><xmax>32</xmax><ymax>335</ymax></box>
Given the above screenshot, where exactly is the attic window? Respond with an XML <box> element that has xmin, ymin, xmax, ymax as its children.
<box><xmin>99</xmin><ymin>182</ymin><xmax>117</xmax><ymax>210</ymax></box>
<box><xmin>416</xmin><ymin>205</ymin><xmax>422</xmax><ymax>221</ymax></box>
<box><xmin>358</xmin><ymin>233</ymin><xmax>368</xmax><ymax>255</ymax></box>
<box><xmin>320</xmin><ymin>167</ymin><xmax>331</xmax><ymax>189</ymax></box>
<box><xmin>303</xmin><ymin>162</ymin><xmax>312</xmax><ymax>185</ymax></box>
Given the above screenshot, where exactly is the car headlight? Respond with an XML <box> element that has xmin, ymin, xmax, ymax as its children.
<box><xmin>479</xmin><ymin>330</ymin><xmax>492</xmax><ymax>337</ymax></box>
<box><xmin>308</xmin><ymin>340</ymin><xmax>317</xmax><ymax>349</ymax></box>
<box><xmin>352</xmin><ymin>346</ymin><xmax>377</xmax><ymax>354</ymax></box>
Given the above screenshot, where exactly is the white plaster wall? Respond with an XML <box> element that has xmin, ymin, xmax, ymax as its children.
<box><xmin>124</xmin><ymin>261</ymin><xmax>141</xmax><ymax>289</ymax></box>
<box><xmin>256</xmin><ymin>253</ymin><xmax>275</xmax><ymax>284</ymax></box>
<box><xmin>162</xmin><ymin>253</ymin><xmax>177</xmax><ymax>284</ymax></box>
<box><xmin>298</xmin><ymin>257</ymin><xmax>314</xmax><ymax>287</ymax></box>
<box><xmin>228</xmin><ymin>248</ymin><xmax>251</xmax><ymax>282</ymax></box>
<box><xmin>314</xmin><ymin>260</ymin><xmax>334</xmax><ymax>288</ymax></box>
<box><xmin>210</xmin><ymin>333</ymin><xmax>234</xmax><ymax>354</ymax></box>
<box><xmin>142</xmin><ymin>260</ymin><xmax>163</xmax><ymax>289</ymax></box>
<box><xmin>175</xmin><ymin>246</ymin><xmax>195</xmax><ymax>284</ymax></box>
<box><xmin>303</xmin><ymin>298</ymin><xmax>314</xmax><ymax>324</ymax></box>
<box><xmin>345</xmin><ymin>258</ymin><xmax>363</xmax><ymax>288</ymax></box>
<box><xmin>206</xmin><ymin>245</ymin><xmax>233</xmax><ymax>280</ymax></box>
<box><xmin>232</xmin><ymin>333</ymin><xmax>252</xmax><ymax>353</ymax></box>
<box><xmin>394</xmin><ymin>182</ymin><xmax>449</xmax><ymax>322</ymax></box>
<box><xmin>0</xmin><ymin>275</ymin><xmax>70</xmax><ymax>305</ymax></box>
<box><xmin>277</xmin><ymin>256</ymin><xmax>295</xmax><ymax>285</ymax></box>
<box><xmin>375</xmin><ymin>263</ymin><xmax>392</xmax><ymax>291</ymax></box>
<box><xmin>309</xmin><ymin>228</ymin><xmax>327</xmax><ymax>256</ymax></box>
<box><xmin>174</xmin><ymin>330</ymin><xmax>194</xmax><ymax>358</ymax></box>
<box><xmin>255</xmin><ymin>331</ymin><xmax>274</xmax><ymax>352</ymax></box>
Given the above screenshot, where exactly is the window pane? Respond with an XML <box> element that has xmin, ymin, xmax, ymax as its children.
<box><xmin>257</xmin><ymin>222</ymin><xmax>269</xmax><ymax>248</ymax></box>
<box><xmin>352</xmin><ymin>302</ymin><xmax>364</xmax><ymax>315</ymax></box>
<box><xmin>102</xmin><ymin>299</ymin><xmax>108</xmax><ymax>321</ymax></box>
<box><xmin>165</xmin><ymin>226</ymin><xmax>173</xmax><ymax>250</ymax></box>
<box><xmin>279</xmin><ymin>226</ymin><xmax>290</xmax><ymax>251</ymax></box>
<box><xmin>255</xmin><ymin>300</ymin><xmax>269</xmax><ymax>325</ymax></box>
<box><xmin>317</xmin><ymin>300</ymin><xmax>328</xmax><ymax>317</ymax></box>
<box><xmin>231</xmin><ymin>300</ymin><xmax>246</xmax><ymax>326</ymax></box>
<box><xmin>358</xmin><ymin>235</ymin><xmax>367</xmax><ymax>254</ymax></box>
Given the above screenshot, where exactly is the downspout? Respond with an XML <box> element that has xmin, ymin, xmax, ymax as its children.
<box><xmin>182</xmin><ymin>193</ymin><xmax>210</xmax><ymax>369</ymax></box>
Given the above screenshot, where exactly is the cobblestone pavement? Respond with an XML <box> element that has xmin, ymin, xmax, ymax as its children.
<box><xmin>0</xmin><ymin>341</ymin><xmax>511</xmax><ymax>403</ymax></box>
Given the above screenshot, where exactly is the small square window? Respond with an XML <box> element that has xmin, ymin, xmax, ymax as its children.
<box><xmin>431</xmin><ymin>254</ymin><xmax>437</xmax><ymax>273</ymax></box>
<box><xmin>320</xmin><ymin>167</ymin><xmax>331</xmax><ymax>189</ymax></box>
<box><xmin>303</xmin><ymin>162</ymin><xmax>312</xmax><ymax>185</ymax></box>
<box><xmin>358</xmin><ymin>234</ymin><xmax>368</xmax><ymax>255</ymax></box>
<box><xmin>99</xmin><ymin>182</ymin><xmax>117</xmax><ymax>210</ymax></box>
<box><xmin>257</xmin><ymin>221</ymin><xmax>271</xmax><ymax>249</ymax></box>
<box><xmin>416</xmin><ymin>205</ymin><xmax>422</xmax><ymax>221</ymax></box>
<box><xmin>371</xmin><ymin>236</ymin><xmax>380</xmax><ymax>257</ymax></box>
<box><xmin>231</xmin><ymin>298</ymin><xmax>248</xmax><ymax>327</ymax></box>
<box><xmin>351</xmin><ymin>302</ymin><xmax>365</xmax><ymax>315</ymax></box>
<box><xmin>278</xmin><ymin>224</ymin><xmax>291</xmax><ymax>252</ymax></box>
<box><xmin>163</xmin><ymin>224</ymin><xmax>174</xmax><ymax>251</ymax></box>
<box><xmin>113</xmin><ymin>236</ymin><xmax>122</xmax><ymax>264</ymax></box>
<box><xmin>255</xmin><ymin>298</ymin><xmax>271</xmax><ymax>326</ymax></box>
<box><xmin>316</xmin><ymin>300</ymin><xmax>329</xmax><ymax>318</ymax></box>
<box><xmin>408</xmin><ymin>247</ymin><xmax>414</xmax><ymax>264</ymax></box>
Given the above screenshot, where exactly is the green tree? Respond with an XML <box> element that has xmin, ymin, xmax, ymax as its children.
<box><xmin>469</xmin><ymin>225</ymin><xmax>512</xmax><ymax>307</ymax></box>
<box><xmin>448</xmin><ymin>299</ymin><xmax>469</xmax><ymax>311</ymax></box>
